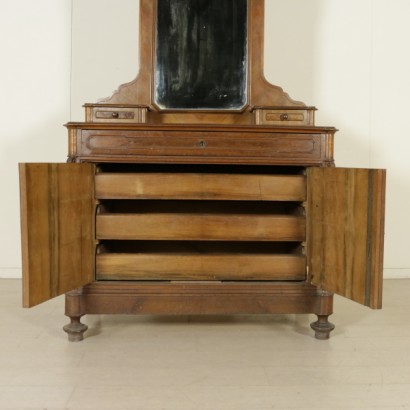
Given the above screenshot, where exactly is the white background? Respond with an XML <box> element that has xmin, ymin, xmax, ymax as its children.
<box><xmin>1</xmin><ymin>0</ymin><xmax>409</xmax><ymax>278</ymax></box>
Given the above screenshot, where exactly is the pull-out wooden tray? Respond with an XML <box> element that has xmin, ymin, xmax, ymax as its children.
<box><xmin>96</xmin><ymin>213</ymin><xmax>306</xmax><ymax>241</ymax></box>
<box><xmin>96</xmin><ymin>252</ymin><xmax>306</xmax><ymax>281</ymax></box>
<box><xmin>95</xmin><ymin>173</ymin><xmax>306</xmax><ymax>201</ymax></box>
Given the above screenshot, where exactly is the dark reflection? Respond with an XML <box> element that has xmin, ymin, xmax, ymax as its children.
<box><xmin>155</xmin><ymin>0</ymin><xmax>248</xmax><ymax>110</ymax></box>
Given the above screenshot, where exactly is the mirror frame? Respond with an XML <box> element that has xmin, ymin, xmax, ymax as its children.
<box><xmin>99</xmin><ymin>0</ymin><xmax>304</xmax><ymax>123</ymax></box>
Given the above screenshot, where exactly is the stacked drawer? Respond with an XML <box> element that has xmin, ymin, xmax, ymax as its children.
<box><xmin>252</xmin><ymin>107</ymin><xmax>316</xmax><ymax>126</ymax></box>
<box><xmin>94</xmin><ymin>165</ymin><xmax>307</xmax><ymax>282</ymax></box>
<box><xmin>84</xmin><ymin>104</ymin><xmax>149</xmax><ymax>123</ymax></box>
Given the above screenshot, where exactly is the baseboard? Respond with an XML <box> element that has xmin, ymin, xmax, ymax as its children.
<box><xmin>0</xmin><ymin>268</ymin><xmax>22</xmax><ymax>279</ymax></box>
<box><xmin>383</xmin><ymin>269</ymin><xmax>410</xmax><ymax>279</ymax></box>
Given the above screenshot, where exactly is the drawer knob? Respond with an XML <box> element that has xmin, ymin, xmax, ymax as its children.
<box><xmin>111</xmin><ymin>112</ymin><xmax>119</xmax><ymax>118</ymax></box>
<box><xmin>198</xmin><ymin>140</ymin><xmax>207</xmax><ymax>148</ymax></box>
<box><xmin>280</xmin><ymin>114</ymin><xmax>289</xmax><ymax>121</ymax></box>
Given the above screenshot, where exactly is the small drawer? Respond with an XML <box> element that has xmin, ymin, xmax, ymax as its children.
<box><xmin>84</xmin><ymin>104</ymin><xmax>149</xmax><ymax>123</ymax></box>
<box><xmin>253</xmin><ymin>107</ymin><xmax>316</xmax><ymax>126</ymax></box>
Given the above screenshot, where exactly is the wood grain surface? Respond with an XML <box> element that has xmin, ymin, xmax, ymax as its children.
<box><xmin>95</xmin><ymin>173</ymin><xmax>306</xmax><ymax>201</ymax></box>
<box><xmin>19</xmin><ymin>163</ymin><xmax>95</xmax><ymax>307</ymax></box>
<box><xmin>96</xmin><ymin>213</ymin><xmax>306</xmax><ymax>242</ymax></box>
<box><xmin>307</xmin><ymin>167</ymin><xmax>386</xmax><ymax>308</ymax></box>
<box><xmin>96</xmin><ymin>253</ymin><xmax>306</xmax><ymax>281</ymax></box>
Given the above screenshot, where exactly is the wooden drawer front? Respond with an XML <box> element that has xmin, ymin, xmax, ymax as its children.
<box><xmin>80</xmin><ymin>130</ymin><xmax>323</xmax><ymax>164</ymax></box>
<box><xmin>96</xmin><ymin>214</ymin><xmax>306</xmax><ymax>241</ymax></box>
<box><xmin>95</xmin><ymin>173</ymin><xmax>307</xmax><ymax>201</ymax></box>
<box><xmin>85</xmin><ymin>106</ymin><xmax>148</xmax><ymax>123</ymax></box>
<box><xmin>254</xmin><ymin>109</ymin><xmax>315</xmax><ymax>126</ymax></box>
<box><xmin>96</xmin><ymin>253</ymin><xmax>306</xmax><ymax>281</ymax></box>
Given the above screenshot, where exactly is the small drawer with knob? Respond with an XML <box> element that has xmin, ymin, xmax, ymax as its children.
<box><xmin>84</xmin><ymin>104</ymin><xmax>149</xmax><ymax>123</ymax></box>
<box><xmin>253</xmin><ymin>107</ymin><xmax>316</xmax><ymax>126</ymax></box>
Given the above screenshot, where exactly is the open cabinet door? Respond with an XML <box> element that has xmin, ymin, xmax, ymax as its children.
<box><xmin>19</xmin><ymin>163</ymin><xmax>96</xmax><ymax>307</ymax></box>
<box><xmin>307</xmin><ymin>168</ymin><xmax>386</xmax><ymax>309</ymax></box>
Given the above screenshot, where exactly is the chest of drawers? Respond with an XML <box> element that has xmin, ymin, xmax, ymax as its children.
<box><xmin>19</xmin><ymin>0</ymin><xmax>386</xmax><ymax>341</ymax></box>
<box><xmin>19</xmin><ymin>123</ymin><xmax>385</xmax><ymax>341</ymax></box>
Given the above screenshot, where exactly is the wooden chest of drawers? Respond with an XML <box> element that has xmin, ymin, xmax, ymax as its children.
<box><xmin>19</xmin><ymin>123</ymin><xmax>385</xmax><ymax>341</ymax></box>
<box><xmin>19</xmin><ymin>0</ymin><xmax>386</xmax><ymax>341</ymax></box>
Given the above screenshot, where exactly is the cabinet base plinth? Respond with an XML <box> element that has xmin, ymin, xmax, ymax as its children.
<box><xmin>63</xmin><ymin>281</ymin><xmax>335</xmax><ymax>341</ymax></box>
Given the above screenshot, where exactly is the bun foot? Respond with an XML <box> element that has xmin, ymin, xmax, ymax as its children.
<box><xmin>310</xmin><ymin>315</ymin><xmax>335</xmax><ymax>340</ymax></box>
<box><xmin>63</xmin><ymin>316</ymin><xmax>88</xmax><ymax>342</ymax></box>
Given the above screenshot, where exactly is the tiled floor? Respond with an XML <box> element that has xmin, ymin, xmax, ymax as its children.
<box><xmin>0</xmin><ymin>279</ymin><xmax>410</xmax><ymax>409</ymax></box>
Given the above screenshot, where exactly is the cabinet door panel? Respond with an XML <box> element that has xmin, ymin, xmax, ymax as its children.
<box><xmin>19</xmin><ymin>163</ymin><xmax>96</xmax><ymax>307</ymax></box>
<box><xmin>307</xmin><ymin>168</ymin><xmax>386</xmax><ymax>308</ymax></box>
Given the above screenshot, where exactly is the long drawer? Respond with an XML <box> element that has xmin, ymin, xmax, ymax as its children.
<box><xmin>95</xmin><ymin>173</ymin><xmax>306</xmax><ymax>201</ymax></box>
<box><xmin>96</xmin><ymin>253</ymin><xmax>306</xmax><ymax>281</ymax></box>
<box><xmin>78</xmin><ymin>129</ymin><xmax>326</xmax><ymax>164</ymax></box>
<box><xmin>96</xmin><ymin>213</ymin><xmax>306</xmax><ymax>241</ymax></box>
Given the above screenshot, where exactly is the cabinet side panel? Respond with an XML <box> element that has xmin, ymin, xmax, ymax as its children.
<box><xmin>307</xmin><ymin>168</ymin><xmax>386</xmax><ymax>309</ymax></box>
<box><xmin>19</xmin><ymin>163</ymin><xmax>95</xmax><ymax>307</ymax></box>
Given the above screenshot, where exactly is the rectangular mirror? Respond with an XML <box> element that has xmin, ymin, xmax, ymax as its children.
<box><xmin>154</xmin><ymin>0</ymin><xmax>248</xmax><ymax>110</ymax></box>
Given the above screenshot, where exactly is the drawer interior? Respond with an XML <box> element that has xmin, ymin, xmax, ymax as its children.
<box><xmin>97</xmin><ymin>163</ymin><xmax>305</xmax><ymax>175</ymax></box>
<box><xmin>97</xmin><ymin>199</ymin><xmax>302</xmax><ymax>214</ymax></box>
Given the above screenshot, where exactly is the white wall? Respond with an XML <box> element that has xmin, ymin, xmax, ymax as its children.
<box><xmin>1</xmin><ymin>0</ymin><xmax>409</xmax><ymax>278</ymax></box>
<box><xmin>0</xmin><ymin>0</ymin><xmax>71</xmax><ymax>278</ymax></box>
<box><xmin>70</xmin><ymin>0</ymin><xmax>139</xmax><ymax>120</ymax></box>
<box><xmin>265</xmin><ymin>0</ymin><xmax>410</xmax><ymax>278</ymax></box>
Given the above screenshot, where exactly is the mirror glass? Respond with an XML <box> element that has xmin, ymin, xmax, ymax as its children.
<box><xmin>155</xmin><ymin>0</ymin><xmax>248</xmax><ymax>110</ymax></box>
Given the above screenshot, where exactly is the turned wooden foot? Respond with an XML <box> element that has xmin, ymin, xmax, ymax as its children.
<box><xmin>310</xmin><ymin>315</ymin><xmax>335</xmax><ymax>340</ymax></box>
<box><xmin>63</xmin><ymin>316</ymin><xmax>88</xmax><ymax>342</ymax></box>
<box><xmin>311</xmin><ymin>289</ymin><xmax>335</xmax><ymax>339</ymax></box>
<box><xmin>64</xmin><ymin>287</ymin><xmax>87</xmax><ymax>342</ymax></box>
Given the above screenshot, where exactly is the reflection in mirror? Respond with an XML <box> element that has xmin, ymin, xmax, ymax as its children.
<box><xmin>155</xmin><ymin>0</ymin><xmax>248</xmax><ymax>110</ymax></box>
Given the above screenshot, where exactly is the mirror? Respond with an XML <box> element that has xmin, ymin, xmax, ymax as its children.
<box><xmin>99</xmin><ymin>0</ymin><xmax>304</xmax><ymax>123</ymax></box>
<box><xmin>154</xmin><ymin>0</ymin><xmax>248</xmax><ymax>110</ymax></box>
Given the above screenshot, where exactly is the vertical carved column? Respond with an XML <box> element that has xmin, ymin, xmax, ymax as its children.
<box><xmin>63</xmin><ymin>287</ymin><xmax>88</xmax><ymax>342</ymax></box>
<box><xmin>310</xmin><ymin>289</ymin><xmax>335</xmax><ymax>340</ymax></box>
